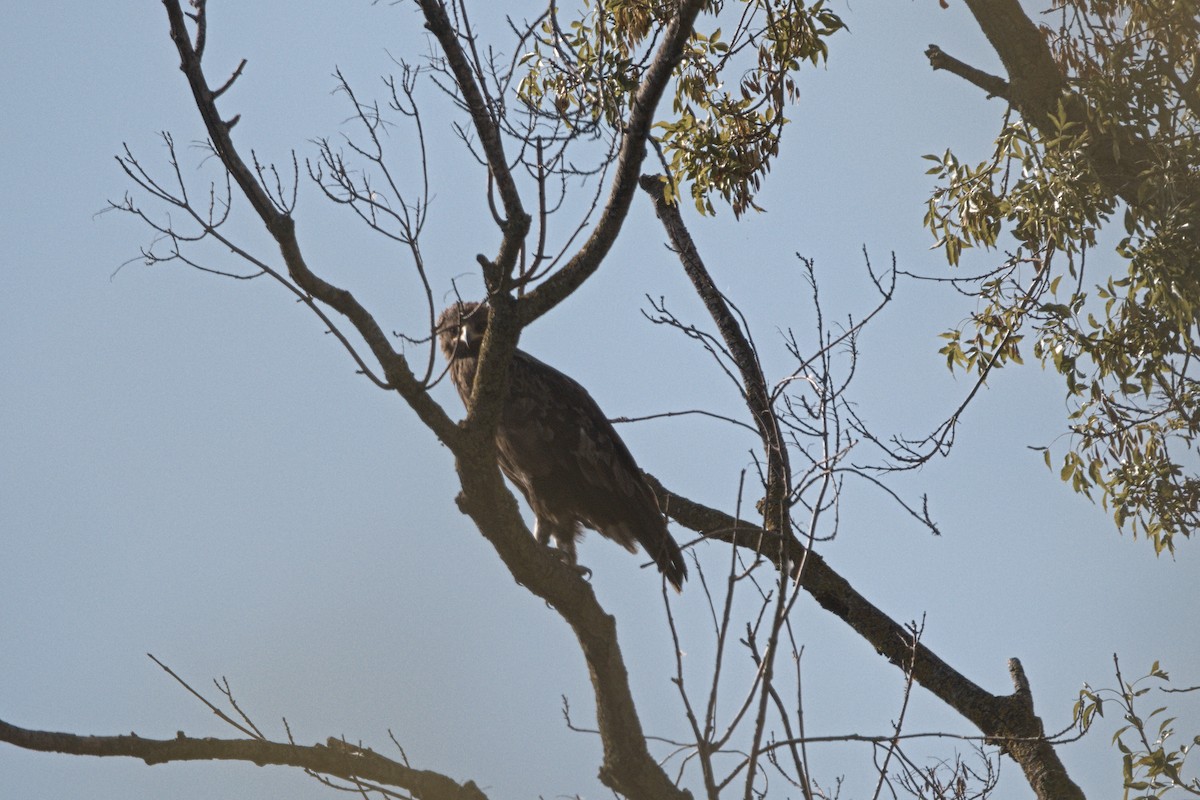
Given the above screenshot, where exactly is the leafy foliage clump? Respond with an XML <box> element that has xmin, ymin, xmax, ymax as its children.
<box><xmin>924</xmin><ymin>0</ymin><xmax>1200</xmax><ymax>552</ymax></box>
<box><xmin>1075</xmin><ymin>659</ymin><xmax>1200</xmax><ymax>799</ymax></box>
<box><xmin>518</xmin><ymin>0</ymin><xmax>843</xmax><ymax>216</ymax></box>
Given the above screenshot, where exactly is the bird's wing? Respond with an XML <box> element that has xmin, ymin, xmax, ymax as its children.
<box><xmin>501</xmin><ymin>350</ymin><xmax>687</xmax><ymax>588</ymax></box>
<box><xmin>504</xmin><ymin>351</ymin><xmax>644</xmax><ymax>491</ymax></box>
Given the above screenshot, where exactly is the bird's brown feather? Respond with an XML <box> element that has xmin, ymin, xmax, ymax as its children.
<box><xmin>438</xmin><ymin>301</ymin><xmax>687</xmax><ymax>590</ymax></box>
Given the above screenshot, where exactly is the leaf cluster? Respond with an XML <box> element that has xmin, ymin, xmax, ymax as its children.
<box><xmin>517</xmin><ymin>0</ymin><xmax>844</xmax><ymax>216</ymax></box>
<box><xmin>1075</xmin><ymin>659</ymin><xmax>1200</xmax><ymax>799</ymax></box>
<box><xmin>923</xmin><ymin>0</ymin><xmax>1200</xmax><ymax>552</ymax></box>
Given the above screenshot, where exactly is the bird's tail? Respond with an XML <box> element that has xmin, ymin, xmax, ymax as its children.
<box><xmin>625</xmin><ymin>515</ymin><xmax>687</xmax><ymax>592</ymax></box>
<box><xmin>601</xmin><ymin>502</ymin><xmax>688</xmax><ymax>591</ymax></box>
<box><xmin>652</xmin><ymin>530</ymin><xmax>688</xmax><ymax>592</ymax></box>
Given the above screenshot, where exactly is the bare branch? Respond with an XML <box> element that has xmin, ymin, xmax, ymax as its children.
<box><xmin>0</xmin><ymin>717</ymin><xmax>486</xmax><ymax>800</ymax></box>
<box><xmin>639</xmin><ymin>173</ymin><xmax>791</xmax><ymax>538</ymax></box>
<box><xmin>924</xmin><ymin>45</ymin><xmax>1010</xmax><ymax>100</ymax></box>
<box><xmin>648</xmin><ymin>471</ymin><xmax>1083</xmax><ymax>800</ymax></box>
<box><xmin>416</xmin><ymin>0</ymin><xmax>529</xmax><ymax>286</ymax></box>
<box><xmin>146</xmin><ymin>654</ymin><xmax>261</xmax><ymax>741</ymax></box>
<box><xmin>160</xmin><ymin>0</ymin><xmax>457</xmax><ymax>444</ymax></box>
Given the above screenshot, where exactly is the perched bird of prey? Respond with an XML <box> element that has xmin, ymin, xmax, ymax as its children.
<box><xmin>438</xmin><ymin>301</ymin><xmax>687</xmax><ymax>591</ymax></box>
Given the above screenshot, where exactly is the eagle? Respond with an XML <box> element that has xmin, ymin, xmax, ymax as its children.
<box><xmin>438</xmin><ymin>301</ymin><xmax>687</xmax><ymax>591</ymax></box>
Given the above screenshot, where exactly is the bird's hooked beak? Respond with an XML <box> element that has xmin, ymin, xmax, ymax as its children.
<box><xmin>459</xmin><ymin>322</ymin><xmax>480</xmax><ymax>352</ymax></box>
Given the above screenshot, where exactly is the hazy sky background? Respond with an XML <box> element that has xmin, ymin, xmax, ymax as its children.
<box><xmin>2</xmin><ymin>3</ymin><xmax>1196</xmax><ymax>799</ymax></box>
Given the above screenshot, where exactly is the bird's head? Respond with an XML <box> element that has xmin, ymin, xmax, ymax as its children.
<box><xmin>437</xmin><ymin>301</ymin><xmax>489</xmax><ymax>361</ymax></box>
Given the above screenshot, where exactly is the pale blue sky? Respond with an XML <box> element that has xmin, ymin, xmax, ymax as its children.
<box><xmin>2</xmin><ymin>3</ymin><xmax>1195</xmax><ymax>799</ymax></box>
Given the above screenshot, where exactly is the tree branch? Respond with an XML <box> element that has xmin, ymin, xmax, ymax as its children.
<box><xmin>924</xmin><ymin>44</ymin><xmax>1010</xmax><ymax>99</ymax></box>
<box><xmin>639</xmin><ymin>171</ymin><xmax>799</xmax><ymax>796</ymax></box>
<box><xmin>519</xmin><ymin>0</ymin><xmax>709</xmax><ymax>325</ymax></box>
<box><xmin>0</xmin><ymin>718</ymin><xmax>487</xmax><ymax>800</ymax></box>
<box><xmin>636</xmin><ymin>161</ymin><xmax>1084</xmax><ymax>798</ymax></box>
<box><xmin>639</xmin><ymin>173</ymin><xmax>791</xmax><ymax>535</ymax></box>
<box><xmin>162</xmin><ymin>5</ymin><xmax>692</xmax><ymax>797</ymax></box>
<box><xmin>417</xmin><ymin>0</ymin><xmax>528</xmax><ymax>287</ymax></box>
<box><xmin>418</xmin><ymin>20</ymin><xmax>738</xmax><ymax>794</ymax></box>
<box><xmin>958</xmin><ymin>0</ymin><xmax>1064</xmax><ymax>120</ymax></box>
<box><xmin>647</xmin><ymin>472</ymin><xmax>1086</xmax><ymax>800</ymax></box>
<box><xmin>451</xmin><ymin>458</ymin><xmax>691</xmax><ymax>800</ymax></box>
<box><xmin>160</xmin><ymin>0</ymin><xmax>458</xmax><ymax>446</ymax></box>
<box><xmin>932</xmin><ymin>0</ymin><xmax>1159</xmax><ymax>211</ymax></box>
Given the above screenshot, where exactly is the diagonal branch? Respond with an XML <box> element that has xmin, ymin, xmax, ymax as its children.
<box><xmin>639</xmin><ymin>172</ymin><xmax>797</xmax><ymax>797</ymax></box>
<box><xmin>636</xmin><ymin>158</ymin><xmax>1084</xmax><ymax>798</ymax></box>
<box><xmin>646</xmin><ymin>472</ymin><xmax>1085</xmax><ymax>800</ymax></box>
<box><xmin>639</xmin><ymin>173</ymin><xmax>791</xmax><ymax>536</ymax></box>
<box><xmin>160</xmin><ymin>0</ymin><xmax>458</xmax><ymax>446</ymax></box>
<box><xmin>451</xmin><ymin>458</ymin><xmax>691</xmax><ymax>800</ymax></box>
<box><xmin>519</xmin><ymin>0</ymin><xmax>709</xmax><ymax>325</ymax></box>
<box><xmin>417</xmin><ymin>0</ymin><xmax>528</xmax><ymax>286</ymax></box>
<box><xmin>924</xmin><ymin>44</ymin><xmax>1010</xmax><ymax>99</ymax></box>
<box><xmin>958</xmin><ymin>0</ymin><xmax>1063</xmax><ymax>120</ymax></box>
<box><xmin>0</xmin><ymin>718</ymin><xmax>487</xmax><ymax>800</ymax></box>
